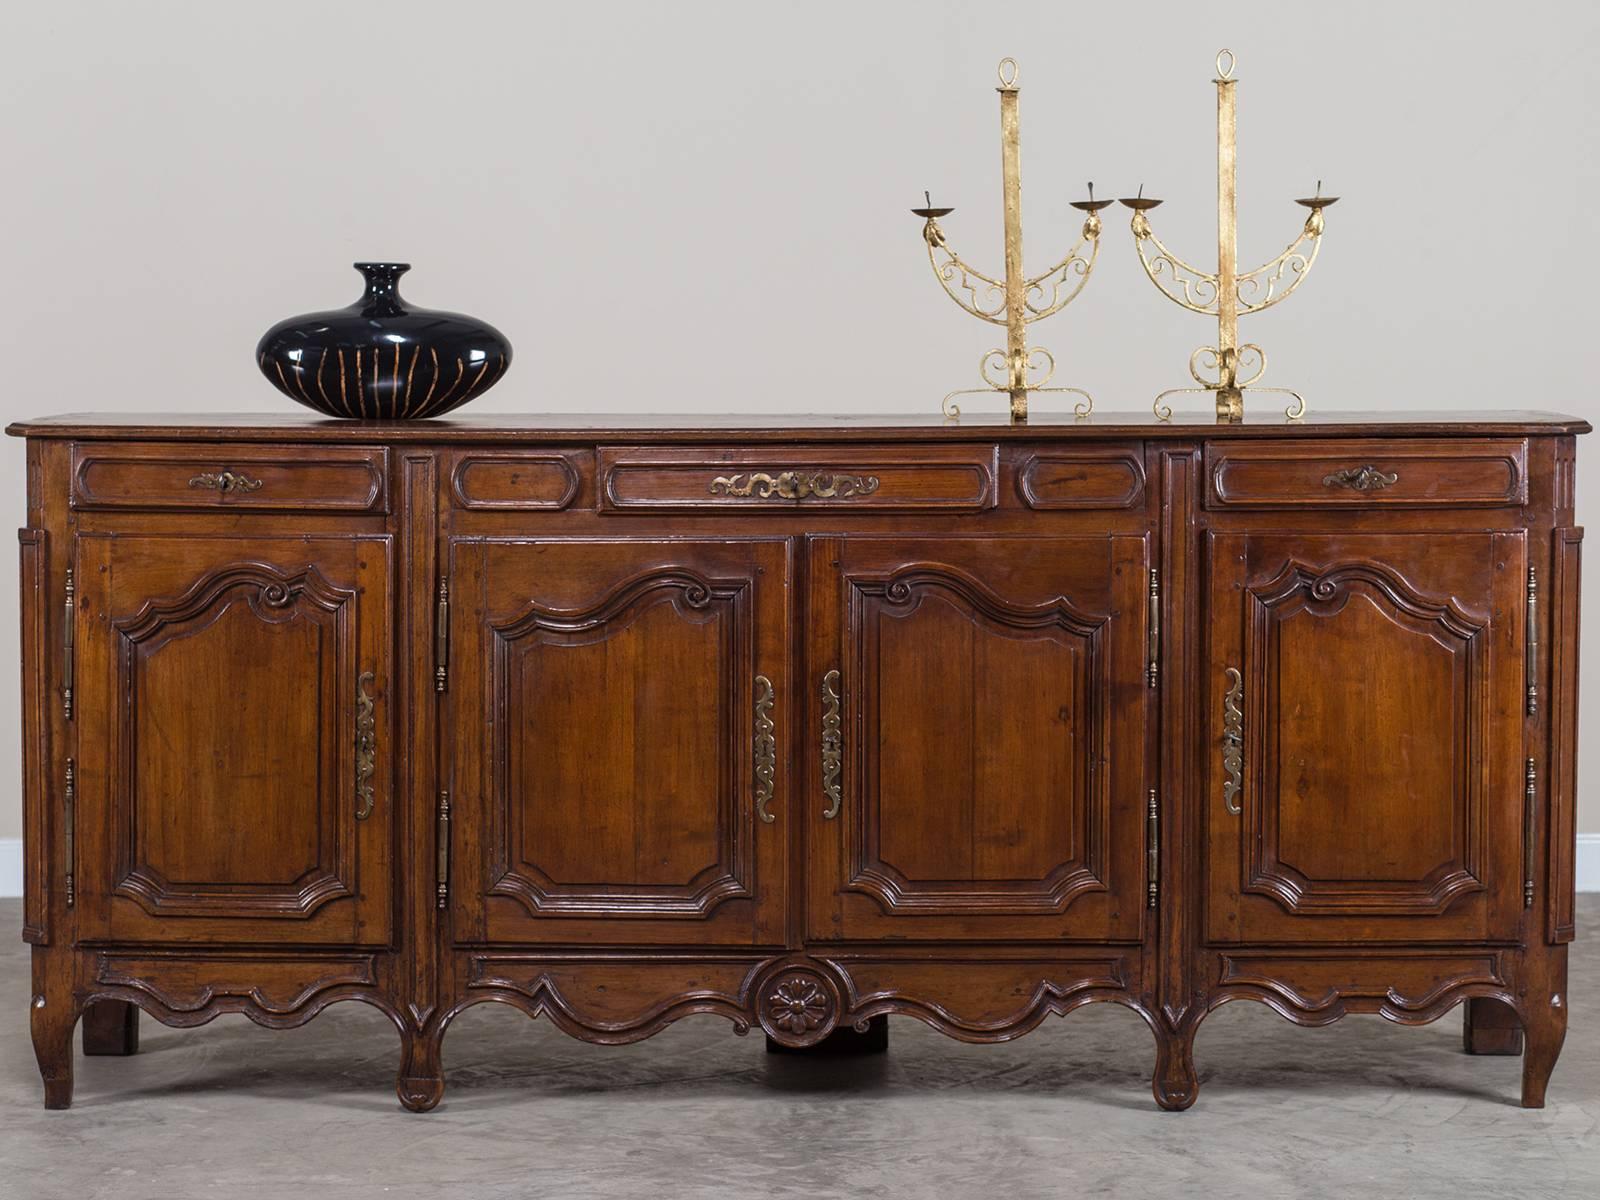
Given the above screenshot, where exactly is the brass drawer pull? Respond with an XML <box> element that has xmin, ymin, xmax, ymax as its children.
<box><xmin>1222</xmin><ymin>666</ymin><xmax>1243</xmax><ymax>815</ymax></box>
<box><xmin>754</xmin><ymin>675</ymin><xmax>777</xmax><ymax>824</ymax></box>
<box><xmin>710</xmin><ymin>471</ymin><xmax>880</xmax><ymax>501</ymax></box>
<box><xmin>1321</xmin><ymin>465</ymin><xmax>1397</xmax><ymax>492</ymax></box>
<box><xmin>188</xmin><ymin>470</ymin><xmax>264</xmax><ymax>494</ymax></box>
<box><xmin>821</xmin><ymin>670</ymin><xmax>843</xmax><ymax>819</ymax></box>
<box><xmin>355</xmin><ymin>671</ymin><xmax>376</xmax><ymax>821</ymax></box>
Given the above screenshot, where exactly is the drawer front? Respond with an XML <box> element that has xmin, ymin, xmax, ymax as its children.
<box><xmin>599</xmin><ymin>445</ymin><xmax>998</xmax><ymax>513</ymax></box>
<box><xmin>1017</xmin><ymin>446</ymin><xmax>1146</xmax><ymax>510</ymax></box>
<box><xmin>1206</xmin><ymin>439</ymin><xmax>1527</xmax><ymax>509</ymax></box>
<box><xmin>72</xmin><ymin>443</ymin><xmax>389</xmax><ymax>513</ymax></box>
<box><xmin>450</xmin><ymin>451</ymin><xmax>582</xmax><ymax>510</ymax></box>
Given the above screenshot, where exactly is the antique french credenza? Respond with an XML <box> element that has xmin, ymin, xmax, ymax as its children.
<box><xmin>9</xmin><ymin>411</ymin><xmax>1586</xmax><ymax>1112</ymax></box>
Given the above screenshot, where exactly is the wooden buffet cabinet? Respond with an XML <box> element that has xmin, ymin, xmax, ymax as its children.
<box><xmin>9</xmin><ymin>411</ymin><xmax>1586</xmax><ymax>1112</ymax></box>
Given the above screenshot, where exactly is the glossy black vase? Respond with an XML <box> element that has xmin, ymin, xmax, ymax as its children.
<box><xmin>256</xmin><ymin>263</ymin><xmax>512</xmax><ymax>419</ymax></box>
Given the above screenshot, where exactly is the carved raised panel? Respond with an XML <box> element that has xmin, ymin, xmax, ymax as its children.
<box><xmin>1242</xmin><ymin>561</ymin><xmax>1489</xmax><ymax>916</ymax></box>
<box><xmin>487</xmin><ymin>568</ymin><xmax>755</xmax><ymax>918</ymax></box>
<box><xmin>847</xmin><ymin>565</ymin><xmax>1109</xmax><ymax>915</ymax></box>
<box><xmin>111</xmin><ymin>563</ymin><xmax>358</xmax><ymax>919</ymax></box>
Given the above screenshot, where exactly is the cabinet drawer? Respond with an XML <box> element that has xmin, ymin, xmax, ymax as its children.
<box><xmin>598</xmin><ymin>445</ymin><xmax>998</xmax><ymax>512</ymax></box>
<box><xmin>72</xmin><ymin>443</ymin><xmax>389</xmax><ymax>513</ymax></box>
<box><xmin>1205</xmin><ymin>439</ymin><xmax>1527</xmax><ymax>509</ymax></box>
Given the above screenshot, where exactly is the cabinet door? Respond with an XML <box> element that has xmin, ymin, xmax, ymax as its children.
<box><xmin>74</xmin><ymin>533</ymin><xmax>393</xmax><ymax>945</ymax></box>
<box><xmin>448</xmin><ymin>538</ymin><xmax>791</xmax><ymax>946</ymax></box>
<box><xmin>1205</xmin><ymin>532</ymin><xmax>1525</xmax><ymax>943</ymax></box>
<box><xmin>807</xmin><ymin>535</ymin><xmax>1151</xmax><ymax>942</ymax></box>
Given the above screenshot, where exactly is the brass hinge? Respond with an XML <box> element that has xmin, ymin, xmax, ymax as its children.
<box><xmin>434</xmin><ymin>575</ymin><xmax>449</xmax><ymax>693</ymax></box>
<box><xmin>1147</xmin><ymin>568</ymin><xmax>1159</xmax><ymax>688</ymax></box>
<box><xmin>1146</xmin><ymin>788</ymin><xmax>1158</xmax><ymax>908</ymax></box>
<box><xmin>436</xmin><ymin>790</ymin><xmax>450</xmax><ymax>910</ymax></box>
<box><xmin>1524</xmin><ymin>758</ymin><xmax>1536</xmax><ymax>909</ymax></box>
<box><xmin>62</xmin><ymin>566</ymin><xmax>74</xmax><ymax>721</ymax></box>
<box><xmin>63</xmin><ymin>756</ymin><xmax>75</xmax><ymax>908</ymax></box>
<box><xmin>1526</xmin><ymin>566</ymin><xmax>1538</xmax><ymax>717</ymax></box>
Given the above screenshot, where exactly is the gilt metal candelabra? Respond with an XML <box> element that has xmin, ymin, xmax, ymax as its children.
<box><xmin>913</xmin><ymin>58</ymin><xmax>1112</xmax><ymax>422</ymax></box>
<box><xmin>1121</xmin><ymin>49</ymin><xmax>1337</xmax><ymax>422</ymax></box>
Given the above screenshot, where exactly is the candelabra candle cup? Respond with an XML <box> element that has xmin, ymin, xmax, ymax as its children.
<box><xmin>911</xmin><ymin>59</ymin><xmax>1105</xmax><ymax>423</ymax></box>
<box><xmin>1122</xmin><ymin>50</ymin><xmax>1335</xmax><ymax>423</ymax></box>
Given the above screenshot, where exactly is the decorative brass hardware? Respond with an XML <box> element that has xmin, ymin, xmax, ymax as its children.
<box><xmin>436</xmin><ymin>791</ymin><xmax>450</xmax><ymax>910</ymax></box>
<box><xmin>1147</xmin><ymin>569</ymin><xmax>1160</xmax><ymax>687</ymax></box>
<box><xmin>1525</xmin><ymin>758</ymin><xmax>1537</xmax><ymax>909</ymax></box>
<box><xmin>1222</xmin><ymin>666</ymin><xmax>1244</xmax><ymax>814</ymax></box>
<box><xmin>434</xmin><ymin>576</ymin><xmax>449</xmax><ymax>693</ymax></box>
<box><xmin>709</xmin><ymin>472</ymin><xmax>880</xmax><ymax>501</ymax></box>
<box><xmin>821</xmin><ymin>669</ymin><xmax>843</xmax><ymax>819</ymax></box>
<box><xmin>63</xmin><ymin>756</ymin><xmax>75</xmax><ymax>909</ymax></box>
<box><xmin>754</xmin><ymin>674</ymin><xmax>777</xmax><ymax>824</ymax></box>
<box><xmin>187</xmin><ymin>470</ymin><xmax>264</xmax><ymax>494</ymax></box>
<box><xmin>1146</xmin><ymin>788</ymin><xmax>1159</xmax><ymax>909</ymax></box>
<box><xmin>355</xmin><ymin>671</ymin><xmax>376</xmax><ymax>821</ymax></box>
<box><xmin>1322</xmin><ymin>465</ymin><xmax>1399</xmax><ymax>492</ymax></box>
<box><xmin>61</xmin><ymin>566</ymin><xmax>74</xmax><ymax>721</ymax></box>
<box><xmin>1526</xmin><ymin>566</ymin><xmax>1539</xmax><ymax>717</ymax></box>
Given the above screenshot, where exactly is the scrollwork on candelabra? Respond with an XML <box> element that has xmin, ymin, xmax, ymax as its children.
<box><xmin>913</xmin><ymin>58</ymin><xmax>1109</xmax><ymax>423</ymax></box>
<box><xmin>1123</xmin><ymin>50</ymin><xmax>1336</xmax><ymax>423</ymax></box>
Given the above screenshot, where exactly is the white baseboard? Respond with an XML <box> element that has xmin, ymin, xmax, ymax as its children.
<box><xmin>1578</xmin><ymin>834</ymin><xmax>1600</xmax><ymax>893</ymax></box>
<box><xmin>0</xmin><ymin>838</ymin><xmax>18</xmax><ymax>899</ymax></box>
<box><xmin>0</xmin><ymin>834</ymin><xmax>1597</xmax><ymax>900</ymax></box>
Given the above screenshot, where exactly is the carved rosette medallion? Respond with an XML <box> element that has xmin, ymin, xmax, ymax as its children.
<box><xmin>754</xmin><ymin>964</ymin><xmax>841</xmax><ymax>1048</ymax></box>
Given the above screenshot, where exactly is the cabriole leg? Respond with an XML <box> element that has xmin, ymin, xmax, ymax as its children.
<box><xmin>397</xmin><ymin>1024</ymin><xmax>446</xmax><ymax>1113</ymax></box>
<box><xmin>1151</xmin><ymin>1013</ymin><xmax>1201</xmax><ymax>1112</ymax></box>
<box><xmin>30</xmin><ymin>985</ymin><xmax>80</xmax><ymax>1110</ymax></box>
<box><xmin>82</xmin><ymin>1000</ymin><xmax>141</xmax><ymax>1057</ymax></box>
<box><xmin>1520</xmin><ymin>994</ymin><xmax>1567</xmax><ymax>1109</ymax></box>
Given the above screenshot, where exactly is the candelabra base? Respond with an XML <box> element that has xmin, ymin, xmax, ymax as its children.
<box><xmin>1153</xmin><ymin>385</ymin><xmax>1306</xmax><ymax>424</ymax></box>
<box><xmin>942</xmin><ymin>384</ymin><xmax>1094</xmax><ymax>423</ymax></box>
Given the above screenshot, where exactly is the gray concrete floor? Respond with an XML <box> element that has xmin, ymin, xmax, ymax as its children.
<box><xmin>1</xmin><ymin>901</ymin><xmax>1596</xmax><ymax>1200</ymax></box>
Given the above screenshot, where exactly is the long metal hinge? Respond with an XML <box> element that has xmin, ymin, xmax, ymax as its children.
<box><xmin>1147</xmin><ymin>569</ymin><xmax>1159</xmax><ymax>688</ymax></box>
<box><xmin>436</xmin><ymin>790</ymin><xmax>450</xmax><ymax>910</ymax></box>
<box><xmin>434</xmin><ymin>575</ymin><xmax>449</xmax><ymax>693</ymax></box>
<box><xmin>1526</xmin><ymin>566</ymin><xmax>1538</xmax><ymax>717</ymax></box>
<box><xmin>62</xmin><ymin>566</ymin><xmax>74</xmax><ymax>721</ymax></box>
<box><xmin>63</xmin><ymin>757</ymin><xmax>75</xmax><ymax>908</ymax></box>
<box><xmin>1524</xmin><ymin>758</ymin><xmax>1537</xmax><ymax>909</ymax></box>
<box><xmin>1146</xmin><ymin>788</ymin><xmax>1159</xmax><ymax>908</ymax></box>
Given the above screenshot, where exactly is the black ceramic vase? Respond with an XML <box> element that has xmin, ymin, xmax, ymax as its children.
<box><xmin>256</xmin><ymin>263</ymin><xmax>512</xmax><ymax>419</ymax></box>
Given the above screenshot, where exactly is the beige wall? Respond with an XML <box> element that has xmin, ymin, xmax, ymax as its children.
<box><xmin>1</xmin><ymin>0</ymin><xmax>1596</xmax><ymax>841</ymax></box>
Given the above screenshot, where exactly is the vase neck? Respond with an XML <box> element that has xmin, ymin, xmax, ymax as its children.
<box><xmin>353</xmin><ymin>262</ymin><xmax>410</xmax><ymax>317</ymax></box>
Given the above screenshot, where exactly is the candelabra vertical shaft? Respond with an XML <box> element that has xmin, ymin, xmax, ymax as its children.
<box><xmin>1216</xmin><ymin>64</ymin><xmax>1241</xmax><ymax>421</ymax></box>
<box><xmin>999</xmin><ymin>73</ymin><xmax>1027</xmax><ymax>419</ymax></box>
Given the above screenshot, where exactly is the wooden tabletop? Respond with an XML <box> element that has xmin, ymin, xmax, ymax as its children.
<box><xmin>8</xmin><ymin>410</ymin><xmax>1590</xmax><ymax>443</ymax></box>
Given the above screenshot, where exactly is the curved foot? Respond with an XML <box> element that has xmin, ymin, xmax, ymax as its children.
<box><xmin>31</xmin><ymin>992</ymin><xmax>80</xmax><ymax>1110</ymax></box>
<box><xmin>1520</xmin><ymin>993</ymin><xmax>1567</xmax><ymax>1109</ymax></box>
<box><xmin>397</xmin><ymin>1027</ymin><xmax>446</xmax><ymax>1113</ymax></box>
<box><xmin>1151</xmin><ymin>1015</ymin><xmax>1200</xmax><ymax>1112</ymax></box>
